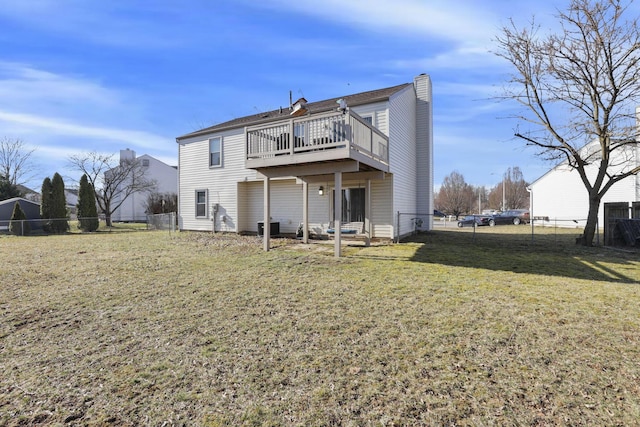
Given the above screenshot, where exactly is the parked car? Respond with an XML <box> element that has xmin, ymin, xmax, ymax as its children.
<box><xmin>434</xmin><ymin>209</ymin><xmax>446</xmax><ymax>218</ymax></box>
<box><xmin>488</xmin><ymin>209</ymin><xmax>530</xmax><ymax>226</ymax></box>
<box><xmin>457</xmin><ymin>215</ymin><xmax>491</xmax><ymax>227</ymax></box>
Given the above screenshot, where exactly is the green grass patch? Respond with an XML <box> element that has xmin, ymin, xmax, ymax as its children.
<box><xmin>1</xmin><ymin>228</ymin><xmax>639</xmax><ymax>425</ymax></box>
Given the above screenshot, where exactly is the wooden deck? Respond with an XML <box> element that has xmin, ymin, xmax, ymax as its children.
<box><xmin>245</xmin><ymin>110</ymin><xmax>389</xmax><ymax>173</ymax></box>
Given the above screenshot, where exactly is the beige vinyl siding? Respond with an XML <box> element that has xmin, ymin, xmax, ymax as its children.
<box><xmin>369</xmin><ymin>177</ymin><xmax>394</xmax><ymax>238</ymax></box>
<box><xmin>388</xmin><ymin>85</ymin><xmax>417</xmax><ymax>238</ymax></box>
<box><xmin>351</xmin><ymin>102</ymin><xmax>389</xmax><ymax>135</ymax></box>
<box><xmin>350</xmin><ymin>102</ymin><xmax>394</xmax><ymax>237</ymax></box>
<box><xmin>178</xmin><ymin>128</ymin><xmax>257</xmax><ymax>232</ymax></box>
<box><xmin>322</xmin><ymin>178</ymin><xmax>393</xmax><ymax>238</ymax></box>
<box><xmin>308</xmin><ymin>182</ymin><xmax>331</xmax><ymax>235</ymax></box>
<box><xmin>178</xmin><ymin>95</ymin><xmax>409</xmax><ymax>239</ymax></box>
<box><xmin>237</xmin><ymin>177</ymin><xmax>394</xmax><ymax>238</ymax></box>
<box><xmin>238</xmin><ymin>179</ymin><xmax>330</xmax><ymax>236</ymax></box>
<box><xmin>237</xmin><ymin>181</ymin><xmax>251</xmax><ymax>233</ymax></box>
<box><xmin>238</xmin><ymin>179</ymin><xmax>306</xmax><ymax>235</ymax></box>
<box><xmin>414</xmin><ymin>74</ymin><xmax>433</xmax><ymax>227</ymax></box>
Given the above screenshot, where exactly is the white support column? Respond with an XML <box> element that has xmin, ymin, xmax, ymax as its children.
<box><xmin>302</xmin><ymin>180</ymin><xmax>309</xmax><ymax>243</ymax></box>
<box><xmin>365</xmin><ymin>178</ymin><xmax>371</xmax><ymax>247</ymax></box>
<box><xmin>334</xmin><ymin>171</ymin><xmax>342</xmax><ymax>258</ymax></box>
<box><xmin>263</xmin><ymin>176</ymin><xmax>271</xmax><ymax>252</ymax></box>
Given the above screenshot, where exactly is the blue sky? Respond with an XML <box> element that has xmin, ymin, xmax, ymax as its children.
<box><xmin>0</xmin><ymin>0</ymin><xmax>594</xmax><ymax>190</ymax></box>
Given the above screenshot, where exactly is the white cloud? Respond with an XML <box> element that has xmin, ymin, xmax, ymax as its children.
<box><xmin>0</xmin><ymin>62</ymin><xmax>170</xmax><ymax>147</ymax></box>
<box><xmin>255</xmin><ymin>0</ymin><xmax>498</xmax><ymax>44</ymax></box>
<box><xmin>391</xmin><ymin>46</ymin><xmax>507</xmax><ymax>72</ymax></box>
<box><xmin>0</xmin><ymin>62</ymin><xmax>120</xmax><ymax>112</ymax></box>
<box><xmin>0</xmin><ymin>111</ymin><xmax>168</xmax><ymax>150</ymax></box>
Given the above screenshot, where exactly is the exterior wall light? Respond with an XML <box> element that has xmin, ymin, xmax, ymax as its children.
<box><xmin>318</xmin><ymin>186</ymin><xmax>324</xmax><ymax>196</ymax></box>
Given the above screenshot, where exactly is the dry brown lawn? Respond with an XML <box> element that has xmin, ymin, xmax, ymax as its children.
<box><xmin>1</xmin><ymin>226</ymin><xmax>639</xmax><ymax>425</ymax></box>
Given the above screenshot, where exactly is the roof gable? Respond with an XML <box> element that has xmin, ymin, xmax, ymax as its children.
<box><xmin>0</xmin><ymin>197</ymin><xmax>40</xmax><ymax>207</ymax></box>
<box><xmin>177</xmin><ymin>82</ymin><xmax>412</xmax><ymax>140</ymax></box>
<box><xmin>139</xmin><ymin>153</ymin><xmax>177</xmax><ymax>169</ymax></box>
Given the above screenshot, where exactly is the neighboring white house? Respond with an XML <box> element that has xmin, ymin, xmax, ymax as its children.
<box><xmin>176</xmin><ymin>74</ymin><xmax>433</xmax><ymax>255</ymax></box>
<box><xmin>529</xmin><ymin>138</ymin><xmax>640</xmax><ymax>229</ymax></box>
<box><xmin>110</xmin><ymin>149</ymin><xmax>178</xmax><ymax>222</ymax></box>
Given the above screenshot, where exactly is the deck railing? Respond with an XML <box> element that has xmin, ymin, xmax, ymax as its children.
<box><xmin>246</xmin><ymin>110</ymin><xmax>389</xmax><ymax>165</ymax></box>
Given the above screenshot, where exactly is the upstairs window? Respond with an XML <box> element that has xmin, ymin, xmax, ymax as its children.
<box><xmin>142</xmin><ymin>159</ymin><xmax>149</xmax><ymax>167</ymax></box>
<box><xmin>209</xmin><ymin>137</ymin><xmax>222</xmax><ymax>167</ymax></box>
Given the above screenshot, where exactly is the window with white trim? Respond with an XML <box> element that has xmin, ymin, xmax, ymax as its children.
<box><xmin>361</xmin><ymin>115</ymin><xmax>374</xmax><ymax>126</ymax></box>
<box><xmin>195</xmin><ymin>190</ymin><xmax>208</xmax><ymax>218</ymax></box>
<box><xmin>209</xmin><ymin>137</ymin><xmax>222</xmax><ymax>167</ymax></box>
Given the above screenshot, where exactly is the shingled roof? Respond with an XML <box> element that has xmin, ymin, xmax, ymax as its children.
<box><xmin>176</xmin><ymin>82</ymin><xmax>412</xmax><ymax>141</ymax></box>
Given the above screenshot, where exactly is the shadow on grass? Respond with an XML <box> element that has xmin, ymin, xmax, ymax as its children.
<box><xmin>382</xmin><ymin>228</ymin><xmax>639</xmax><ymax>284</ymax></box>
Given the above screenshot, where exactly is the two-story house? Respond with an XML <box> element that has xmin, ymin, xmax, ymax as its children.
<box><xmin>176</xmin><ymin>74</ymin><xmax>433</xmax><ymax>256</ymax></box>
<box><xmin>111</xmin><ymin>149</ymin><xmax>178</xmax><ymax>222</ymax></box>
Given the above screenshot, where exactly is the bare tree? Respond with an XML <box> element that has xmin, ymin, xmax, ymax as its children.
<box><xmin>488</xmin><ymin>167</ymin><xmax>530</xmax><ymax>210</ymax></box>
<box><xmin>475</xmin><ymin>185</ymin><xmax>489</xmax><ymax>213</ymax></box>
<box><xmin>144</xmin><ymin>192</ymin><xmax>178</xmax><ymax>214</ymax></box>
<box><xmin>0</xmin><ymin>137</ymin><xmax>36</xmax><ymax>186</ymax></box>
<box><xmin>68</xmin><ymin>151</ymin><xmax>157</xmax><ymax>226</ymax></box>
<box><xmin>495</xmin><ymin>0</ymin><xmax>640</xmax><ymax>245</ymax></box>
<box><xmin>435</xmin><ymin>171</ymin><xmax>475</xmax><ymax>218</ymax></box>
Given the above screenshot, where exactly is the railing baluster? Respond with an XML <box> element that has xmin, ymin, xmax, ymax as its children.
<box><xmin>246</xmin><ymin>110</ymin><xmax>388</xmax><ymax>164</ymax></box>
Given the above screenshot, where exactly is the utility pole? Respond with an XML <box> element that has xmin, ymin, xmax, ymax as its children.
<box><xmin>502</xmin><ymin>176</ymin><xmax>506</xmax><ymax>211</ymax></box>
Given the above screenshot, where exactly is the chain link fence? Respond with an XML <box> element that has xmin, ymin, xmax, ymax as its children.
<box><xmin>1</xmin><ymin>212</ymin><xmax>177</xmax><ymax>236</ymax></box>
<box><xmin>396</xmin><ymin>212</ymin><xmax>596</xmax><ymax>244</ymax></box>
<box><xmin>0</xmin><ymin>217</ymin><xmax>70</xmax><ymax>236</ymax></box>
<box><xmin>146</xmin><ymin>212</ymin><xmax>177</xmax><ymax>232</ymax></box>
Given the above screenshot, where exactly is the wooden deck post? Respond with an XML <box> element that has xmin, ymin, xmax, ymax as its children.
<box><xmin>302</xmin><ymin>180</ymin><xmax>309</xmax><ymax>243</ymax></box>
<box><xmin>365</xmin><ymin>178</ymin><xmax>371</xmax><ymax>247</ymax></box>
<box><xmin>334</xmin><ymin>171</ymin><xmax>342</xmax><ymax>257</ymax></box>
<box><xmin>263</xmin><ymin>176</ymin><xmax>270</xmax><ymax>252</ymax></box>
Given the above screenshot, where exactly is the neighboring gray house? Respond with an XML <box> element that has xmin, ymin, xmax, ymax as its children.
<box><xmin>176</xmin><ymin>74</ymin><xmax>433</xmax><ymax>256</ymax></box>
<box><xmin>110</xmin><ymin>149</ymin><xmax>178</xmax><ymax>222</ymax></box>
<box><xmin>0</xmin><ymin>197</ymin><xmax>41</xmax><ymax>230</ymax></box>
